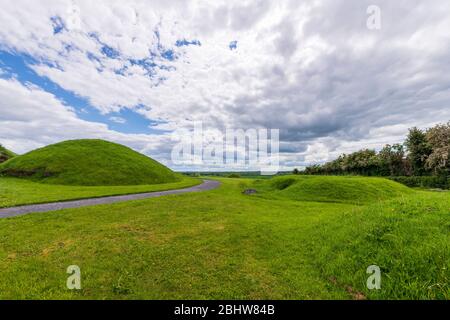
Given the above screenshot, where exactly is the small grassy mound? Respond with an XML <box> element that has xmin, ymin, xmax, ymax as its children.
<box><xmin>307</xmin><ymin>191</ymin><xmax>450</xmax><ymax>299</ymax></box>
<box><xmin>0</xmin><ymin>144</ymin><xmax>16</xmax><ymax>164</ymax></box>
<box><xmin>0</xmin><ymin>139</ymin><xmax>180</xmax><ymax>186</ymax></box>
<box><xmin>255</xmin><ymin>175</ymin><xmax>413</xmax><ymax>204</ymax></box>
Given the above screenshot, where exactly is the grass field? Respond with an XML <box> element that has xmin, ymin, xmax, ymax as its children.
<box><xmin>0</xmin><ymin>176</ymin><xmax>448</xmax><ymax>299</ymax></box>
<box><xmin>0</xmin><ymin>139</ymin><xmax>180</xmax><ymax>185</ymax></box>
<box><xmin>251</xmin><ymin>175</ymin><xmax>414</xmax><ymax>204</ymax></box>
<box><xmin>0</xmin><ymin>176</ymin><xmax>201</xmax><ymax>208</ymax></box>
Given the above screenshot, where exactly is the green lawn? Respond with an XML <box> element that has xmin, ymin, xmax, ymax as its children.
<box><xmin>0</xmin><ymin>176</ymin><xmax>201</xmax><ymax>208</ymax></box>
<box><xmin>251</xmin><ymin>175</ymin><xmax>413</xmax><ymax>204</ymax></box>
<box><xmin>0</xmin><ymin>139</ymin><xmax>181</xmax><ymax>186</ymax></box>
<box><xmin>0</xmin><ymin>177</ymin><xmax>448</xmax><ymax>299</ymax></box>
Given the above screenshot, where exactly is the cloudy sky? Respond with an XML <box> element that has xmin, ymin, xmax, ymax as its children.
<box><xmin>1</xmin><ymin>0</ymin><xmax>449</xmax><ymax>171</ymax></box>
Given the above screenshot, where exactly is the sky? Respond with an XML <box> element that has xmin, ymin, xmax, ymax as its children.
<box><xmin>1</xmin><ymin>0</ymin><xmax>450</xmax><ymax>171</ymax></box>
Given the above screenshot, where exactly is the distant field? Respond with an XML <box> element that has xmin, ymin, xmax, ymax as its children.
<box><xmin>0</xmin><ymin>176</ymin><xmax>448</xmax><ymax>299</ymax></box>
<box><xmin>186</xmin><ymin>171</ymin><xmax>288</xmax><ymax>179</ymax></box>
<box><xmin>0</xmin><ymin>176</ymin><xmax>201</xmax><ymax>208</ymax></box>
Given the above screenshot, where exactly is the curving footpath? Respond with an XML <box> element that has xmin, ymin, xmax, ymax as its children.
<box><xmin>0</xmin><ymin>179</ymin><xmax>220</xmax><ymax>219</ymax></box>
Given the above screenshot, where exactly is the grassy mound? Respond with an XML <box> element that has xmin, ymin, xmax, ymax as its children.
<box><xmin>0</xmin><ymin>144</ymin><xmax>16</xmax><ymax>164</ymax></box>
<box><xmin>0</xmin><ymin>139</ymin><xmax>180</xmax><ymax>186</ymax></box>
<box><xmin>255</xmin><ymin>175</ymin><xmax>413</xmax><ymax>204</ymax></box>
<box><xmin>307</xmin><ymin>191</ymin><xmax>450</xmax><ymax>299</ymax></box>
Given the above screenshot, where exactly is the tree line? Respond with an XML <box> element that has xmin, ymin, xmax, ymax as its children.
<box><xmin>300</xmin><ymin>122</ymin><xmax>450</xmax><ymax>177</ymax></box>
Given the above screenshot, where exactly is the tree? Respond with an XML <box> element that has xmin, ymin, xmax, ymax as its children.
<box><xmin>334</xmin><ymin>149</ymin><xmax>378</xmax><ymax>175</ymax></box>
<box><xmin>302</xmin><ymin>122</ymin><xmax>450</xmax><ymax>177</ymax></box>
<box><xmin>378</xmin><ymin>144</ymin><xmax>406</xmax><ymax>176</ymax></box>
<box><xmin>292</xmin><ymin>168</ymin><xmax>300</xmax><ymax>175</ymax></box>
<box><xmin>405</xmin><ymin>127</ymin><xmax>431</xmax><ymax>175</ymax></box>
<box><xmin>304</xmin><ymin>164</ymin><xmax>321</xmax><ymax>175</ymax></box>
<box><xmin>425</xmin><ymin>122</ymin><xmax>450</xmax><ymax>175</ymax></box>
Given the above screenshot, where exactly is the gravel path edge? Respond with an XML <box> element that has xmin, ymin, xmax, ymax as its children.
<box><xmin>0</xmin><ymin>179</ymin><xmax>220</xmax><ymax>219</ymax></box>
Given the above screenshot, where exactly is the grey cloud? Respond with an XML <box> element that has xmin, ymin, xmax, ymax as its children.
<box><xmin>219</xmin><ymin>0</ymin><xmax>450</xmax><ymax>160</ymax></box>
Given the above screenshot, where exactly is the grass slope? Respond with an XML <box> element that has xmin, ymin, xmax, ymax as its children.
<box><xmin>308</xmin><ymin>192</ymin><xmax>450</xmax><ymax>299</ymax></box>
<box><xmin>0</xmin><ymin>144</ymin><xmax>16</xmax><ymax>164</ymax></box>
<box><xmin>0</xmin><ymin>139</ymin><xmax>180</xmax><ymax>186</ymax></box>
<box><xmin>0</xmin><ymin>178</ymin><xmax>447</xmax><ymax>299</ymax></box>
<box><xmin>0</xmin><ymin>176</ymin><xmax>201</xmax><ymax>208</ymax></box>
<box><xmin>253</xmin><ymin>175</ymin><xmax>413</xmax><ymax>204</ymax></box>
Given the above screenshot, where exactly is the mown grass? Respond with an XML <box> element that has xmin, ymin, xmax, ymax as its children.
<box><xmin>0</xmin><ymin>176</ymin><xmax>201</xmax><ymax>208</ymax></box>
<box><xmin>295</xmin><ymin>190</ymin><xmax>450</xmax><ymax>299</ymax></box>
<box><xmin>252</xmin><ymin>175</ymin><xmax>413</xmax><ymax>204</ymax></box>
<box><xmin>0</xmin><ymin>177</ymin><xmax>448</xmax><ymax>299</ymax></box>
<box><xmin>0</xmin><ymin>139</ymin><xmax>180</xmax><ymax>185</ymax></box>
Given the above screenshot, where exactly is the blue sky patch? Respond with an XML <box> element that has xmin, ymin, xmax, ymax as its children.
<box><xmin>101</xmin><ymin>45</ymin><xmax>120</xmax><ymax>59</ymax></box>
<box><xmin>107</xmin><ymin>108</ymin><xmax>169</xmax><ymax>134</ymax></box>
<box><xmin>129</xmin><ymin>58</ymin><xmax>157</xmax><ymax>76</ymax></box>
<box><xmin>50</xmin><ymin>16</ymin><xmax>65</xmax><ymax>34</ymax></box>
<box><xmin>0</xmin><ymin>50</ymin><xmax>166</xmax><ymax>135</ymax></box>
<box><xmin>161</xmin><ymin>49</ymin><xmax>175</xmax><ymax>61</ymax></box>
<box><xmin>229</xmin><ymin>40</ymin><xmax>238</xmax><ymax>50</ymax></box>
<box><xmin>175</xmin><ymin>39</ymin><xmax>201</xmax><ymax>47</ymax></box>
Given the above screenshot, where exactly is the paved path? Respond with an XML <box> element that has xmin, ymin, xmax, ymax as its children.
<box><xmin>0</xmin><ymin>179</ymin><xmax>220</xmax><ymax>219</ymax></box>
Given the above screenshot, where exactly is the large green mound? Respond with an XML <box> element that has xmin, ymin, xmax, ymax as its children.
<box><xmin>0</xmin><ymin>139</ymin><xmax>180</xmax><ymax>186</ymax></box>
<box><xmin>254</xmin><ymin>175</ymin><xmax>413</xmax><ymax>204</ymax></box>
<box><xmin>0</xmin><ymin>144</ymin><xmax>16</xmax><ymax>164</ymax></box>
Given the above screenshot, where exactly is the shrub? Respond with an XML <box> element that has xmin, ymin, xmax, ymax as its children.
<box><xmin>0</xmin><ymin>144</ymin><xmax>16</xmax><ymax>164</ymax></box>
<box><xmin>388</xmin><ymin>176</ymin><xmax>450</xmax><ymax>189</ymax></box>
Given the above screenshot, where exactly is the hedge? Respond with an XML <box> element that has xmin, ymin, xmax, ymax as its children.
<box><xmin>388</xmin><ymin>176</ymin><xmax>450</xmax><ymax>189</ymax></box>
